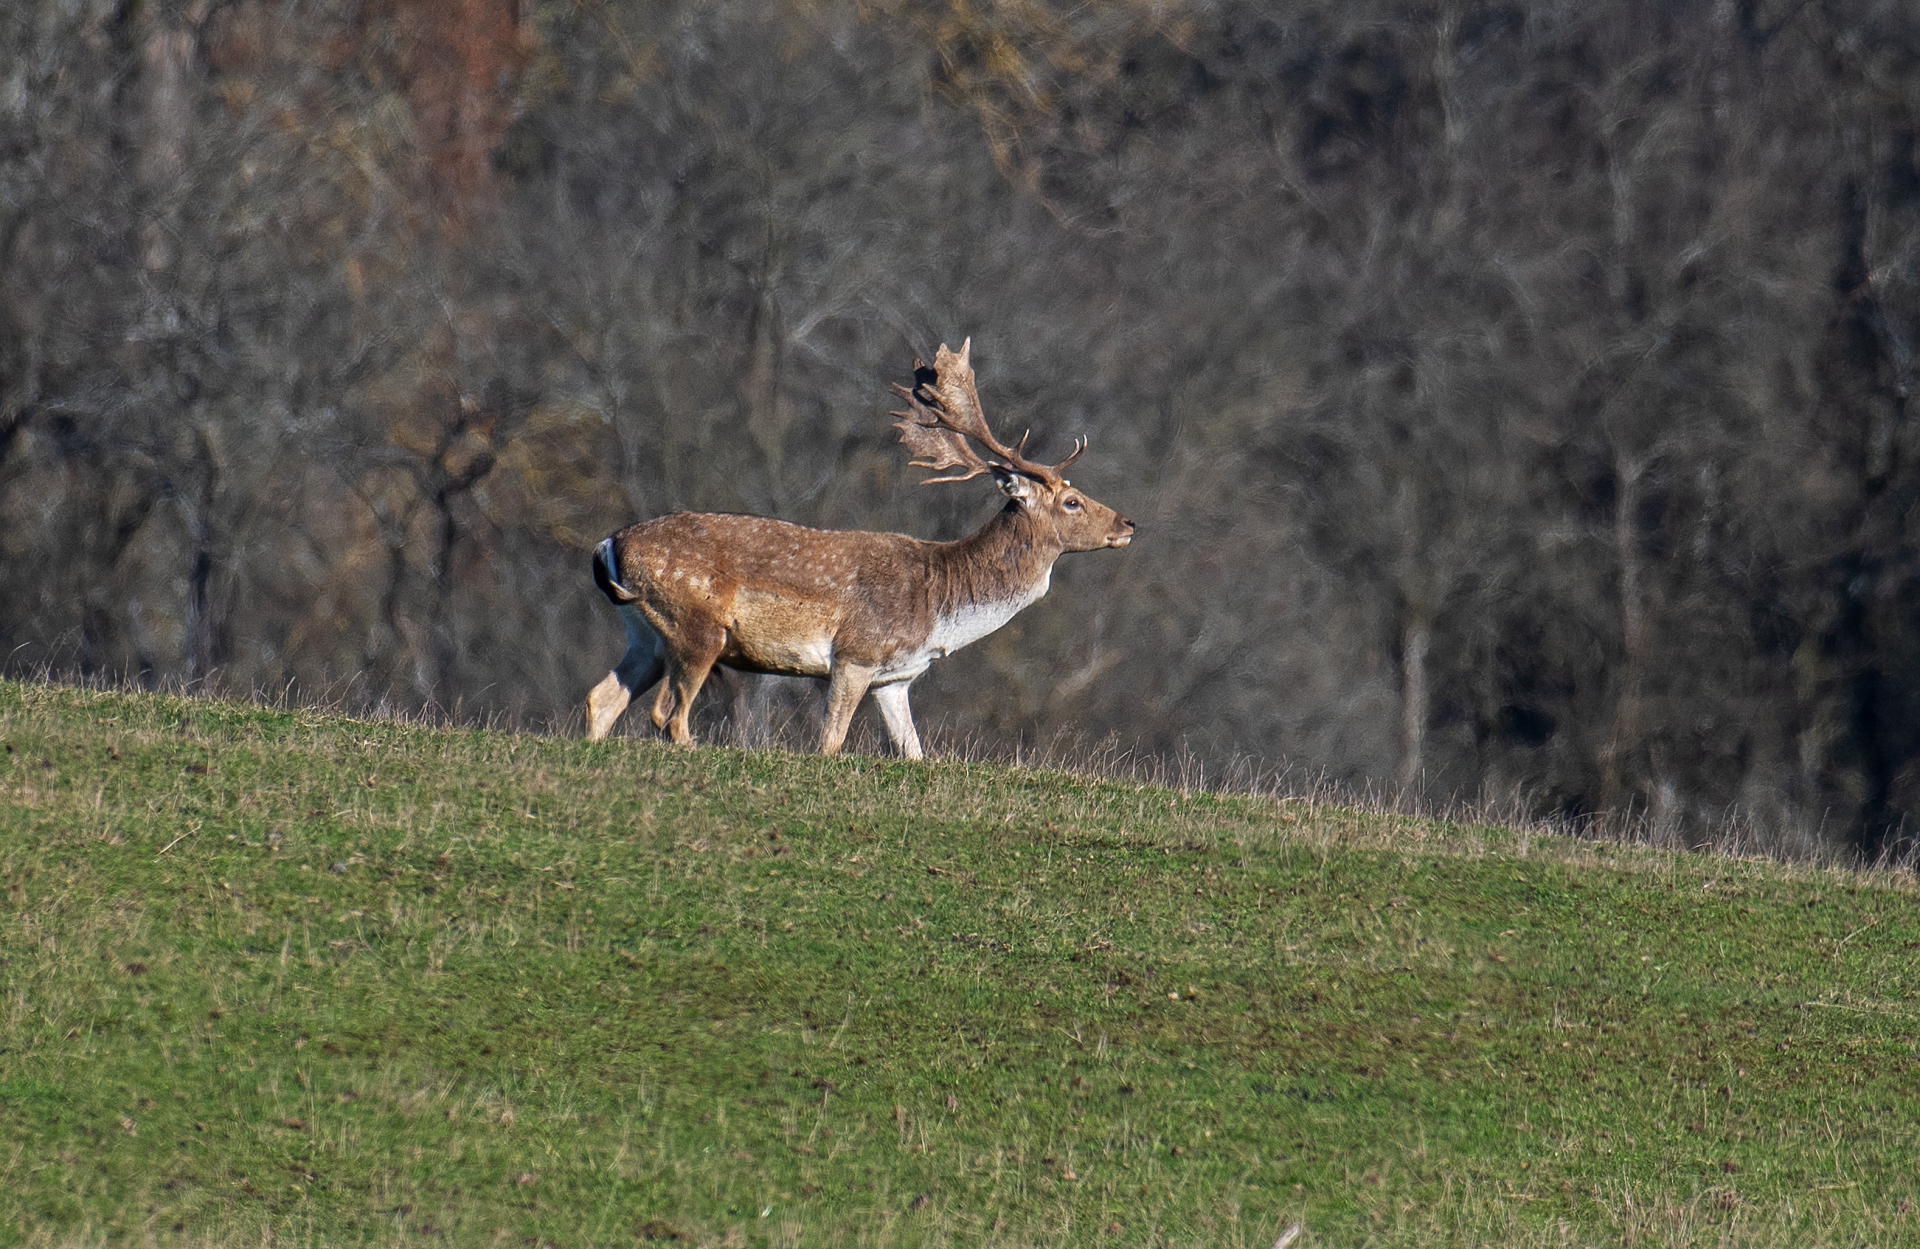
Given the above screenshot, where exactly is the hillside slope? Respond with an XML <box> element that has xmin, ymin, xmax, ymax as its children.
<box><xmin>1</xmin><ymin>681</ymin><xmax>1917</xmax><ymax>1247</ymax></box>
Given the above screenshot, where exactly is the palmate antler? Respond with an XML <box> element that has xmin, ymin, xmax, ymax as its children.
<box><xmin>889</xmin><ymin>339</ymin><xmax>1087</xmax><ymax>486</ymax></box>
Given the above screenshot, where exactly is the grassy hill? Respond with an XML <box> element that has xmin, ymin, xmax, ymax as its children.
<box><xmin>1</xmin><ymin>680</ymin><xmax>1917</xmax><ymax>1248</ymax></box>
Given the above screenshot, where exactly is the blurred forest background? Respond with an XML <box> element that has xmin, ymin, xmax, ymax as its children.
<box><xmin>6</xmin><ymin>0</ymin><xmax>1920</xmax><ymax>858</ymax></box>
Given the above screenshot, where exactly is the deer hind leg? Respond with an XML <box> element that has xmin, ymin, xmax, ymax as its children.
<box><xmin>648</xmin><ymin>680</ymin><xmax>677</xmax><ymax>733</ymax></box>
<box><xmin>870</xmin><ymin>682</ymin><xmax>924</xmax><ymax>760</ymax></box>
<box><xmin>656</xmin><ymin>620</ymin><xmax>726</xmax><ymax>746</ymax></box>
<box><xmin>586</xmin><ymin>673</ymin><xmax>631</xmax><ymax>741</ymax></box>
<box><xmin>820</xmin><ymin>660</ymin><xmax>877</xmax><ymax>756</ymax></box>
<box><xmin>587</xmin><ymin>605</ymin><xmax>666</xmax><ymax>741</ymax></box>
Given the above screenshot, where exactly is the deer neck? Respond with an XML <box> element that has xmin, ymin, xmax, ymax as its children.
<box><xmin>919</xmin><ymin>503</ymin><xmax>1061</xmax><ymax>652</ymax></box>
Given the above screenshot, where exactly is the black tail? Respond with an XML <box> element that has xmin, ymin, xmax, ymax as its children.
<box><xmin>592</xmin><ymin>536</ymin><xmax>639</xmax><ymax>604</ymax></box>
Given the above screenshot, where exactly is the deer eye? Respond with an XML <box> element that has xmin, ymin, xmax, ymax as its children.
<box><xmin>1063</xmin><ymin>496</ymin><xmax>1082</xmax><ymax>511</ymax></box>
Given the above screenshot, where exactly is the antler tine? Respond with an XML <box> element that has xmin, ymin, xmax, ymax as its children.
<box><xmin>891</xmin><ymin>339</ymin><xmax>1089</xmax><ymax>486</ymax></box>
<box><xmin>926</xmin><ymin>341</ymin><xmax>1032</xmax><ymax>469</ymax></box>
<box><xmin>890</xmin><ymin>381</ymin><xmax>993</xmax><ymax>484</ymax></box>
<box><xmin>921</xmin><ymin>345</ymin><xmax>1013</xmax><ymax>456</ymax></box>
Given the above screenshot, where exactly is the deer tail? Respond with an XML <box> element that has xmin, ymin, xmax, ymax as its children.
<box><xmin>592</xmin><ymin>536</ymin><xmax>640</xmax><ymax>604</ymax></box>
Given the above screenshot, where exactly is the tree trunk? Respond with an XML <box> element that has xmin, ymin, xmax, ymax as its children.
<box><xmin>180</xmin><ymin>425</ymin><xmax>226</xmax><ymax>683</ymax></box>
<box><xmin>1601</xmin><ymin>455</ymin><xmax>1648</xmax><ymax>814</ymax></box>
<box><xmin>742</xmin><ymin>294</ymin><xmax>791</xmax><ymax>511</ymax></box>
<box><xmin>1400</xmin><ymin>616</ymin><xmax>1430</xmax><ymax>795</ymax></box>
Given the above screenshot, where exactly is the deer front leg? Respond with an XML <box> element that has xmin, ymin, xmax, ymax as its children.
<box><xmin>870</xmin><ymin>682</ymin><xmax>924</xmax><ymax>760</ymax></box>
<box><xmin>820</xmin><ymin>660</ymin><xmax>877</xmax><ymax>756</ymax></box>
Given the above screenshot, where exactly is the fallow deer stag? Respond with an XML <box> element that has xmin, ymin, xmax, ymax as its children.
<box><xmin>584</xmin><ymin>339</ymin><xmax>1134</xmax><ymax>757</ymax></box>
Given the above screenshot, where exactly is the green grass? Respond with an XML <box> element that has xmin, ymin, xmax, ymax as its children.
<box><xmin>2</xmin><ymin>680</ymin><xmax>1918</xmax><ymax>1248</ymax></box>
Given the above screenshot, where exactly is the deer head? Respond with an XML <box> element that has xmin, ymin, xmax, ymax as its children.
<box><xmin>891</xmin><ymin>339</ymin><xmax>1134</xmax><ymax>552</ymax></box>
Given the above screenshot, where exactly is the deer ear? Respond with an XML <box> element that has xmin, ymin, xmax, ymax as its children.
<box><xmin>991</xmin><ymin>466</ymin><xmax>1040</xmax><ymax>502</ymax></box>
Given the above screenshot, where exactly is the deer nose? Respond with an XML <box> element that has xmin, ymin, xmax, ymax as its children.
<box><xmin>1121</xmin><ymin>517</ymin><xmax>1135</xmax><ymax>532</ymax></box>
